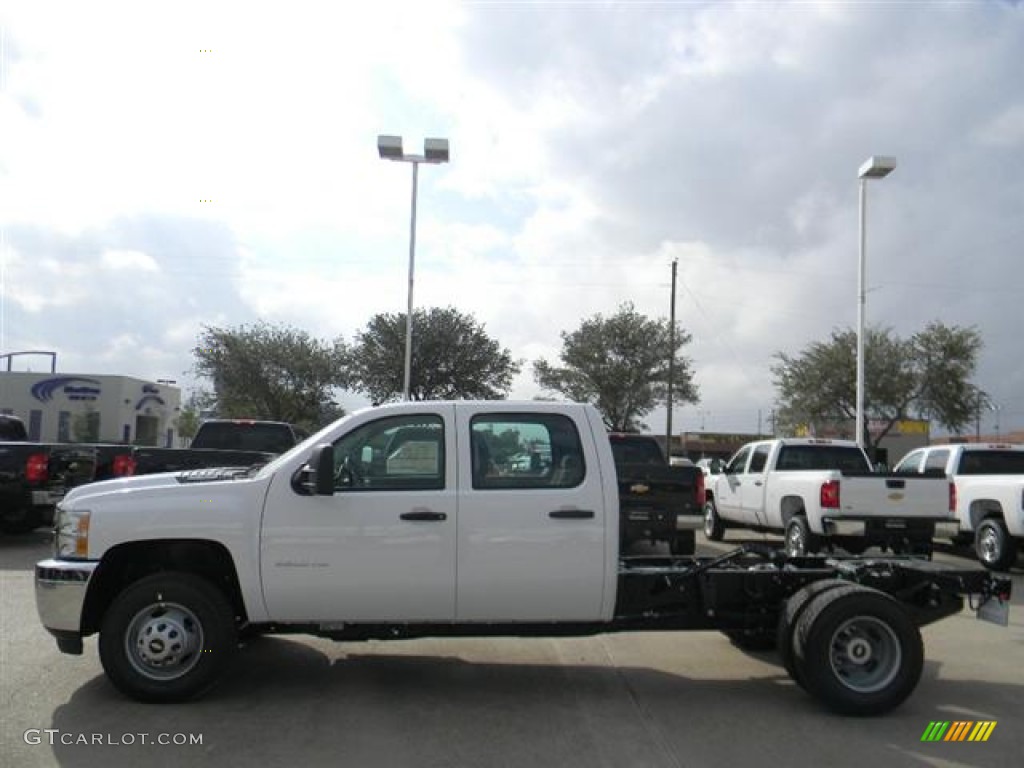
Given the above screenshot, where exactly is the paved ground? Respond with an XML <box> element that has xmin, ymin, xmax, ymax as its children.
<box><xmin>2</xmin><ymin>529</ymin><xmax>1022</xmax><ymax>768</ymax></box>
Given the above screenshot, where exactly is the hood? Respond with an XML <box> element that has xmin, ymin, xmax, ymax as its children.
<box><xmin>62</xmin><ymin>466</ymin><xmax>256</xmax><ymax>505</ymax></box>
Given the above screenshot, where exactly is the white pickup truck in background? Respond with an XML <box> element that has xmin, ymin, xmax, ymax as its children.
<box><xmin>894</xmin><ymin>443</ymin><xmax>1024</xmax><ymax>571</ymax></box>
<box><xmin>704</xmin><ymin>438</ymin><xmax>958</xmax><ymax>556</ymax></box>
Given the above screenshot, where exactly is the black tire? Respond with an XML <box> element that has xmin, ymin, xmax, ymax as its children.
<box><xmin>784</xmin><ymin>516</ymin><xmax>819</xmax><ymax>557</ymax></box>
<box><xmin>99</xmin><ymin>572</ymin><xmax>237</xmax><ymax>703</ymax></box>
<box><xmin>792</xmin><ymin>585</ymin><xmax>923</xmax><ymax>716</ymax></box>
<box><xmin>669</xmin><ymin>530</ymin><xmax>696</xmax><ymax>556</ymax></box>
<box><xmin>703</xmin><ymin>499</ymin><xmax>724</xmax><ymax>541</ymax></box>
<box><xmin>776</xmin><ymin>580</ymin><xmax>853</xmax><ymax>689</ymax></box>
<box><xmin>975</xmin><ymin>518</ymin><xmax>1018</xmax><ymax>571</ymax></box>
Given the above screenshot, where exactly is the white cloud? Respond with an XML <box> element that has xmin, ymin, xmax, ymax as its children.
<box><xmin>2</xmin><ymin>1</ymin><xmax>1023</xmax><ymax>436</ymax></box>
<box><xmin>101</xmin><ymin>249</ymin><xmax>160</xmax><ymax>272</ymax></box>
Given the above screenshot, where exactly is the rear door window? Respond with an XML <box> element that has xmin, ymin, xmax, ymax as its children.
<box><xmin>470</xmin><ymin>413</ymin><xmax>584</xmax><ymax>489</ymax></box>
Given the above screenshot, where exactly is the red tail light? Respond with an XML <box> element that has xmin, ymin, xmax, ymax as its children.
<box><xmin>26</xmin><ymin>452</ymin><xmax>49</xmax><ymax>483</ymax></box>
<box><xmin>949</xmin><ymin>481</ymin><xmax>956</xmax><ymax>512</ymax></box>
<box><xmin>820</xmin><ymin>480</ymin><xmax>840</xmax><ymax>509</ymax></box>
<box><xmin>113</xmin><ymin>454</ymin><xmax>137</xmax><ymax>477</ymax></box>
<box><xmin>695</xmin><ymin>470</ymin><xmax>705</xmax><ymax>509</ymax></box>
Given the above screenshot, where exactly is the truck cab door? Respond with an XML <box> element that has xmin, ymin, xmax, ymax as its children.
<box><xmin>260</xmin><ymin>406</ymin><xmax>457</xmax><ymax>622</ymax></box>
<box><xmin>741</xmin><ymin>444</ymin><xmax>771</xmax><ymax>526</ymax></box>
<box><xmin>716</xmin><ymin>445</ymin><xmax>750</xmax><ymax>521</ymax></box>
<box><xmin>454</xmin><ymin>405</ymin><xmax>607</xmax><ymax>622</ymax></box>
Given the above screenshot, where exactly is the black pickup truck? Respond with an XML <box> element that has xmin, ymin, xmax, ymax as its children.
<box><xmin>609</xmin><ymin>433</ymin><xmax>704</xmax><ymax>555</ymax></box>
<box><xmin>0</xmin><ymin>415</ymin><xmax>98</xmax><ymax>534</ymax></box>
<box><xmin>127</xmin><ymin>419</ymin><xmax>304</xmax><ymax>476</ymax></box>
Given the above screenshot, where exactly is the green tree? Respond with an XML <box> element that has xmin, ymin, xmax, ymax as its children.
<box><xmin>771</xmin><ymin>322</ymin><xmax>984</xmax><ymax>453</ymax></box>
<box><xmin>532</xmin><ymin>302</ymin><xmax>699</xmax><ymax>431</ymax></box>
<box><xmin>349</xmin><ymin>307</ymin><xmax>521</xmax><ymax>402</ymax></box>
<box><xmin>174</xmin><ymin>390</ymin><xmax>213</xmax><ymax>444</ymax></box>
<box><xmin>192</xmin><ymin>322</ymin><xmax>348</xmax><ymax>431</ymax></box>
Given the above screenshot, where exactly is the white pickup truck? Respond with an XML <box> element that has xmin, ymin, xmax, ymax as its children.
<box><xmin>35</xmin><ymin>402</ymin><xmax>1010</xmax><ymax>715</ymax></box>
<box><xmin>703</xmin><ymin>438</ymin><xmax>958</xmax><ymax>557</ymax></box>
<box><xmin>894</xmin><ymin>443</ymin><xmax>1024</xmax><ymax>571</ymax></box>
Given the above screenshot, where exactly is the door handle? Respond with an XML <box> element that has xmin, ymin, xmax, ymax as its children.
<box><xmin>549</xmin><ymin>509</ymin><xmax>595</xmax><ymax>519</ymax></box>
<box><xmin>400</xmin><ymin>510</ymin><xmax>447</xmax><ymax>522</ymax></box>
<box><xmin>754</xmin><ymin>480</ymin><xmax>763</xmax><ymax>486</ymax></box>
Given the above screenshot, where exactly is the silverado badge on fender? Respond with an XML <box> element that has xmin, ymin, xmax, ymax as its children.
<box><xmin>629</xmin><ymin>483</ymin><xmax>650</xmax><ymax>494</ymax></box>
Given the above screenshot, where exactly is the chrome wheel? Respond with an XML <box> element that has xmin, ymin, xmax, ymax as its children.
<box><xmin>827</xmin><ymin>616</ymin><xmax>901</xmax><ymax>694</ymax></box>
<box><xmin>785</xmin><ymin>520</ymin><xmax>806</xmax><ymax>557</ymax></box>
<box><xmin>124</xmin><ymin>601</ymin><xmax>204</xmax><ymax>681</ymax></box>
<box><xmin>977</xmin><ymin>526</ymin><xmax>1000</xmax><ymax>566</ymax></box>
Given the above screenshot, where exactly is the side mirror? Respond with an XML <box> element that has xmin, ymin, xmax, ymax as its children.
<box><xmin>293</xmin><ymin>443</ymin><xmax>335</xmax><ymax>496</ymax></box>
<box><xmin>710</xmin><ymin>459</ymin><xmax>722</xmax><ymax>474</ymax></box>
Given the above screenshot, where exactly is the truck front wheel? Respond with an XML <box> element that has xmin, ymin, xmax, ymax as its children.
<box><xmin>99</xmin><ymin>572</ymin><xmax>237</xmax><ymax>703</ymax></box>
<box><xmin>792</xmin><ymin>586</ymin><xmax>923</xmax><ymax>716</ymax></box>
<box><xmin>703</xmin><ymin>500</ymin><xmax>724</xmax><ymax>541</ymax></box>
<box><xmin>975</xmin><ymin>518</ymin><xmax>1018</xmax><ymax>571</ymax></box>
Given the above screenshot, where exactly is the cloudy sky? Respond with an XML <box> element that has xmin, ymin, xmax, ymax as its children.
<box><xmin>1</xmin><ymin>1</ymin><xmax>1022</xmax><ymax>436</ymax></box>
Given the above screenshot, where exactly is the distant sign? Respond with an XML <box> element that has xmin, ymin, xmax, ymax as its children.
<box><xmin>30</xmin><ymin>376</ymin><xmax>102</xmax><ymax>403</ymax></box>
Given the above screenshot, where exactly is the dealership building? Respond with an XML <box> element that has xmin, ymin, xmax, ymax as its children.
<box><xmin>0</xmin><ymin>372</ymin><xmax>182</xmax><ymax>446</ymax></box>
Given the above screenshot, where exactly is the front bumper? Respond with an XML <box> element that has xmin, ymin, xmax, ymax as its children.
<box><xmin>35</xmin><ymin>558</ymin><xmax>99</xmax><ymax>651</ymax></box>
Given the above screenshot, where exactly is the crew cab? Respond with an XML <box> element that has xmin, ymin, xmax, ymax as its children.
<box><xmin>608</xmin><ymin>433</ymin><xmax>703</xmax><ymax>555</ymax></box>
<box><xmin>894</xmin><ymin>443</ymin><xmax>1024</xmax><ymax>571</ymax></box>
<box><xmin>36</xmin><ymin>402</ymin><xmax>1009</xmax><ymax>715</ymax></box>
<box><xmin>703</xmin><ymin>438</ymin><xmax>958</xmax><ymax>556</ymax></box>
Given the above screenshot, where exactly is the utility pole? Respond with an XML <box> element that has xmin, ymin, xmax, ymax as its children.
<box><xmin>666</xmin><ymin>259</ymin><xmax>678</xmax><ymax>459</ymax></box>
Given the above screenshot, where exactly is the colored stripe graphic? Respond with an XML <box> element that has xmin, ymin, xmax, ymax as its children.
<box><xmin>969</xmin><ymin>722</ymin><xmax>996</xmax><ymax>742</ymax></box>
<box><xmin>921</xmin><ymin>721</ymin><xmax>996</xmax><ymax>742</ymax></box>
<box><xmin>921</xmin><ymin>722</ymin><xmax>949</xmax><ymax>742</ymax></box>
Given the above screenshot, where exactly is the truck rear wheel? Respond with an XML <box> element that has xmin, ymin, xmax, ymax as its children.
<box><xmin>792</xmin><ymin>585</ymin><xmax>923</xmax><ymax>716</ymax></box>
<box><xmin>777</xmin><ymin>579</ymin><xmax>852</xmax><ymax>688</ymax></box>
<box><xmin>703</xmin><ymin>500</ymin><xmax>724</xmax><ymax>541</ymax></box>
<box><xmin>670</xmin><ymin>530</ymin><xmax>696</xmax><ymax>556</ymax></box>
<box><xmin>99</xmin><ymin>572</ymin><xmax>237</xmax><ymax>703</ymax></box>
<box><xmin>975</xmin><ymin>518</ymin><xmax>1018</xmax><ymax>571</ymax></box>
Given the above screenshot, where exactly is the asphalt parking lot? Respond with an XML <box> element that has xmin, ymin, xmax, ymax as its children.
<box><xmin>2</xmin><ymin>529</ymin><xmax>1022</xmax><ymax>768</ymax></box>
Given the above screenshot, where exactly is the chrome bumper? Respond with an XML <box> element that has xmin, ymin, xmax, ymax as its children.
<box><xmin>934</xmin><ymin>520</ymin><xmax>961</xmax><ymax>539</ymax></box>
<box><xmin>821</xmin><ymin>519</ymin><xmax>867</xmax><ymax>536</ymax></box>
<box><xmin>35</xmin><ymin>558</ymin><xmax>98</xmax><ymax>637</ymax></box>
<box><xmin>676</xmin><ymin>515</ymin><xmax>704</xmax><ymax>531</ymax></box>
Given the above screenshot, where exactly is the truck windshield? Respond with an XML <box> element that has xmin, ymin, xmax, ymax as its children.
<box><xmin>609</xmin><ymin>436</ymin><xmax>664</xmax><ymax>465</ymax></box>
<box><xmin>192</xmin><ymin>422</ymin><xmax>295</xmax><ymax>453</ymax></box>
<box><xmin>776</xmin><ymin>445</ymin><xmax>871</xmax><ymax>473</ymax></box>
<box><xmin>957</xmin><ymin>451</ymin><xmax>1024</xmax><ymax>475</ymax></box>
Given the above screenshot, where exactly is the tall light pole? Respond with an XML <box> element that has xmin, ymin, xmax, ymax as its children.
<box><xmin>377</xmin><ymin>135</ymin><xmax>450</xmax><ymax>401</ymax></box>
<box><xmin>666</xmin><ymin>258</ymin><xmax>678</xmax><ymax>459</ymax></box>
<box><xmin>856</xmin><ymin>155</ymin><xmax>896</xmax><ymax>450</ymax></box>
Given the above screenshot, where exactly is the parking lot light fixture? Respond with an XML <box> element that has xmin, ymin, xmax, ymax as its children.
<box><xmin>377</xmin><ymin>135</ymin><xmax>450</xmax><ymax>401</ymax></box>
<box><xmin>856</xmin><ymin>155</ymin><xmax>896</xmax><ymax>450</ymax></box>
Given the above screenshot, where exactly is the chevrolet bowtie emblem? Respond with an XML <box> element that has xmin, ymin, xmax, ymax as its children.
<box><xmin>630</xmin><ymin>483</ymin><xmax>650</xmax><ymax>494</ymax></box>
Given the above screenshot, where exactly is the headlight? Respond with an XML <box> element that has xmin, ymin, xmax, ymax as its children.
<box><xmin>55</xmin><ymin>506</ymin><xmax>91</xmax><ymax>559</ymax></box>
